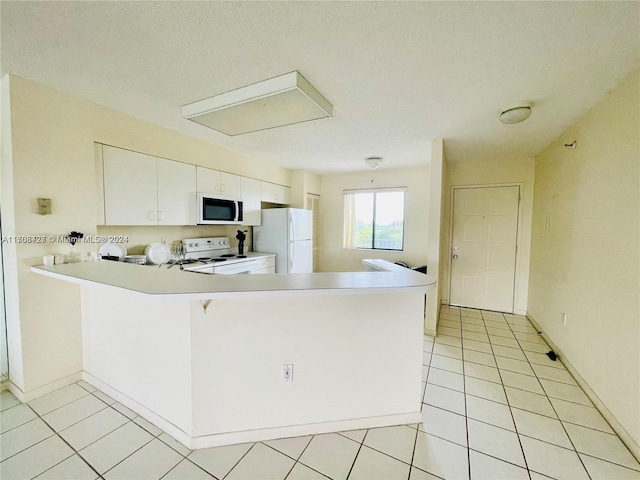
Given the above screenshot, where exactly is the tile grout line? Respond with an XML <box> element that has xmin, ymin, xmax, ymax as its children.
<box><xmin>508</xmin><ymin>321</ymin><xmax>595</xmax><ymax>480</ymax></box>
<box><xmin>20</xmin><ymin>401</ymin><xmax>103</xmax><ymax>480</ymax></box>
<box><xmin>479</xmin><ymin>309</ymin><xmax>532</xmax><ymax>478</ymax></box>
<box><xmin>457</xmin><ymin>309</ymin><xmax>472</xmax><ymax>480</ymax></box>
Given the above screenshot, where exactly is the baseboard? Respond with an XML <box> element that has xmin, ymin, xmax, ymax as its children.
<box><xmin>526</xmin><ymin>312</ymin><xmax>640</xmax><ymax>463</ymax></box>
<box><xmin>424</xmin><ymin>329</ymin><xmax>437</xmax><ymax>337</ymax></box>
<box><xmin>83</xmin><ymin>373</ymin><xmax>422</xmax><ymax>451</ymax></box>
<box><xmin>190</xmin><ymin>412</ymin><xmax>423</xmax><ymax>450</ymax></box>
<box><xmin>1</xmin><ymin>380</ymin><xmax>8</xmax><ymax>392</ymax></box>
<box><xmin>8</xmin><ymin>371</ymin><xmax>82</xmax><ymax>403</ymax></box>
<box><xmin>82</xmin><ymin>373</ymin><xmax>193</xmax><ymax>450</ymax></box>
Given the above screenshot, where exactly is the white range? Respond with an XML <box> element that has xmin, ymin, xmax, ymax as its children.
<box><xmin>180</xmin><ymin>236</ymin><xmax>275</xmax><ymax>275</ymax></box>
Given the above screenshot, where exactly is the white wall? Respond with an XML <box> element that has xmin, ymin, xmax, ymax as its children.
<box><xmin>1</xmin><ymin>75</ymin><xmax>290</xmax><ymax>398</ymax></box>
<box><xmin>425</xmin><ymin>140</ymin><xmax>443</xmax><ymax>334</ymax></box>
<box><xmin>319</xmin><ymin>166</ymin><xmax>430</xmax><ymax>273</ymax></box>
<box><xmin>440</xmin><ymin>157</ymin><xmax>535</xmax><ymax>315</ymax></box>
<box><xmin>528</xmin><ymin>69</ymin><xmax>639</xmax><ymax>452</ymax></box>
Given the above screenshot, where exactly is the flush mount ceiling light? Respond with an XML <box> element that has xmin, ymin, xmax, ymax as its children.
<box><xmin>182</xmin><ymin>71</ymin><xmax>333</xmax><ymax>136</ymax></box>
<box><xmin>365</xmin><ymin>157</ymin><xmax>383</xmax><ymax>170</ymax></box>
<box><xmin>499</xmin><ymin>102</ymin><xmax>532</xmax><ymax>124</ymax></box>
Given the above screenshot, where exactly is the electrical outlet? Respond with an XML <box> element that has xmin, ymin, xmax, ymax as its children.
<box><xmin>281</xmin><ymin>364</ymin><xmax>293</xmax><ymax>383</ymax></box>
<box><xmin>562</xmin><ymin>313</ymin><xmax>567</xmax><ymax>327</ymax></box>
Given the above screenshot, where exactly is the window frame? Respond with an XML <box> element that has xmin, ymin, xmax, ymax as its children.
<box><xmin>343</xmin><ymin>187</ymin><xmax>407</xmax><ymax>252</ymax></box>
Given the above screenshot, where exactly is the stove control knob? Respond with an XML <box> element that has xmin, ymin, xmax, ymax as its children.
<box><xmin>223</xmin><ymin>239</ymin><xmax>229</xmax><ymax>245</ymax></box>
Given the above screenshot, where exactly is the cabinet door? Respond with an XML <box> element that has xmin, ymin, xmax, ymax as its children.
<box><xmin>241</xmin><ymin>177</ymin><xmax>261</xmax><ymax>225</ymax></box>
<box><xmin>220</xmin><ymin>172</ymin><xmax>242</xmax><ymax>198</ymax></box>
<box><xmin>260</xmin><ymin>181</ymin><xmax>290</xmax><ymax>204</ymax></box>
<box><xmin>196</xmin><ymin>166</ymin><xmax>221</xmax><ymax>194</ymax></box>
<box><xmin>275</xmin><ymin>184</ymin><xmax>291</xmax><ymax>205</ymax></box>
<box><xmin>157</xmin><ymin>158</ymin><xmax>196</xmax><ymax>225</ymax></box>
<box><xmin>103</xmin><ymin>146</ymin><xmax>157</xmax><ymax>225</ymax></box>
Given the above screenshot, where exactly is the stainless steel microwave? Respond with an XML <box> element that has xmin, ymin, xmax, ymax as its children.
<box><xmin>197</xmin><ymin>193</ymin><xmax>243</xmax><ymax>225</ymax></box>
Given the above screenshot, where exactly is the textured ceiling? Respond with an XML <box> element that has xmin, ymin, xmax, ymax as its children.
<box><xmin>2</xmin><ymin>1</ymin><xmax>638</xmax><ymax>174</ymax></box>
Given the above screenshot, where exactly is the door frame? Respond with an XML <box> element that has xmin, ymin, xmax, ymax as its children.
<box><xmin>446</xmin><ymin>183</ymin><xmax>524</xmax><ymax>313</ymax></box>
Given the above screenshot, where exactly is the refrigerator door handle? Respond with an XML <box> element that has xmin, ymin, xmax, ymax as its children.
<box><xmin>289</xmin><ymin>213</ymin><xmax>295</xmax><ymax>271</ymax></box>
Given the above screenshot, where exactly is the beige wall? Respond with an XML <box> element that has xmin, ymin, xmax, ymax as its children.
<box><xmin>528</xmin><ymin>70</ymin><xmax>640</xmax><ymax>450</ymax></box>
<box><xmin>290</xmin><ymin>170</ymin><xmax>321</xmax><ymax>209</ymax></box>
<box><xmin>1</xmin><ymin>75</ymin><xmax>290</xmax><ymax>397</ymax></box>
<box><xmin>440</xmin><ymin>157</ymin><xmax>535</xmax><ymax>315</ymax></box>
<box><xmin>319</xmin><ymin>166</ymin><xmax>430</xmax><ymax>273</ymax></box>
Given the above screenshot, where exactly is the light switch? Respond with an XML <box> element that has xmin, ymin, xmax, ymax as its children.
<box><xmin>37</xmin><ymin>198</ymin><xmax>51</xmax><ymax>215</ymax></box>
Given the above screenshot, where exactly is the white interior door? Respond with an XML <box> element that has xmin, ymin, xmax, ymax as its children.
<box><xmin>450</xmin><ymin>186</ymin><xmax>520</xmax><ymax>313</ymax></box>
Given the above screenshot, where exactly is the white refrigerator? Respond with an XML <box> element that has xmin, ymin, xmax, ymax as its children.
<box><xmin>253</xmin><ymin>208</ymin><xmax>313</xmax><ymax>273</ymax></box>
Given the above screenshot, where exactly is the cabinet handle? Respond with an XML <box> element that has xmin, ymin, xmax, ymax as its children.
<box><xmin>148</xmin><ymin>211</ymin><xmax>156</xmax><ymax>221</ymax></box>
<box><xmin>157</xmin><ymin>211</ymin><xmax>164</xmax><ymax>221</ymax></box>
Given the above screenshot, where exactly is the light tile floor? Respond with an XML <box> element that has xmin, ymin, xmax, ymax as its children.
<box><xmin>1</xmin><ymin>306</ymin><xmax>639</xmax><ymax>479</ymax></box>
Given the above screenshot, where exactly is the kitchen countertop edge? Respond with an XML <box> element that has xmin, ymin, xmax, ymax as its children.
<box><xmin>31</xmin><ymin>259</ymin><xmax>435</xmax><ymax>299</ymax></box>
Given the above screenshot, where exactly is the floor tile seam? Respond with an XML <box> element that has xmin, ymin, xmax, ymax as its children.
<box><xmin>578</xmin><ymin>451</ymin><xmax>640</xmax><ymax>473</ymax></box>
<box><xmin>76</xmin><ymin>381</ymin><xmax>97</xmax><ymax>394</ymax></box>
<box><xmin>158</xmin><ymin>457</ymin><xmax>217</xmax><ymax>480</ymax></box>
<box><xmin>463</xmin><ymin>371</ymin><xmax>503</xmax><ymax>386</ymax></box>
<box><xmin>344</xmin><ymin>428</ymin><xmax>368</xmax><ymax>479</ymax></box>
<box><xmin>460</xmin><ymin>322</ymin><xmax>472</xmax><ymax>480</ymax></box>
<box><xmin>21</xmin><ymin>402</ymin><xmax>102</xmax><ymax>480</ymax></box>
<box><xmin>558</xmin><ymin>417</ymin><xmax>632</xmax><ymax>438</ymax></box>
<box><xmin>132</xmin><ymin>417</ymin><xmax>163</xmax><ymax>438</ymax></box>
<box><xmin>468</xmin><ymin>447</ymin><xmax>530</xmax><ymax>471</ymax></box>
<box><xmin>43</xmin><ymin>403</ymin><xmax>111</xmax><ymax>434</ymax></box>
<box><xmin>406</xmin><ymin>419</ymin><xmax>421</xmax><ymax>478</ymax></box>
<box><xmin>358</xmin><ymin>432</ymin><xmax>417</xmax><ymax>469</ymax></box>
<box><xmin>260</xmin><ymin>439</ymin><xmax>307</xmax><ymax>463</ymax></box>
<box><xmin>478</xmin><ymin>313</ymin><xmax>531</xmax><ymax>474</ymax></box>
<box><xmin>408</xmin><ymin>463</ymin><xmax>446</xmax><ymax>479</ymax></box>
<box><xmin>296</xmin><ymin>456</ymin><xmax>348</xmax><ymax>480</ymax></box>
<box><xmin>0</xmin><ymin>410</ymin><xmax>44</xmax><ymax>436</ymax></box>
<box><xmin>217</xmin><ymin>441</ymin><xmax>257</xmax><ymax>480</ymax></box>
<box><xmin>0</xmin><ymin>429</ymin><xmax>56</xmax><ymax>463</ymax></box>
<box><xmin>28</xmin><ymin>390</ymin><xmax>92</xmax><ymax>417</ymax></box>
<box><xmin>426</xmin><ymin>379</ymin><xmax>464</xmax><ymax>394</ymax></box>
<box><xmin>417</xmin><ymin>423</ymin><xmax>472</xmax><ymax>450</ymax></box>
<box><xmin>504</xmin><ymin>321</ymin><xmax>592</xmax><ymax>479</ymax></box>
<box><xmin>86</xmin><ymin>431</ymin><xmax>157</xmax><ymax>478</ymax></box>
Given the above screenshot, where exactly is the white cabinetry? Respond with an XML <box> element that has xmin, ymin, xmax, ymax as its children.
<box><xmin>103</xmin><ymin>145</ymin><xmax>195</xmax><ymax>226</ymax></box>
<box><xmin>196</xmin><ymin>167</ymin><xmax>241</xmax><ymax>198</ymax></box>
<box><xmin>254</xmin><ymin>255</ymin><xmax>276</xmax><ymax>274</ymax></box>
<box><xmin>241</xmin><ymin>177</ymin><xmax>261</xmax><ymax>226</ymax></box>
<box><xmin>261</xmin><ymin>182</ymin><xmax>291</xmax><ymax>205</ymax></box>
<box><xmin>157</xmin><ymin>158</ymin><xmax>196</xmax><ymax>225</ymax></box>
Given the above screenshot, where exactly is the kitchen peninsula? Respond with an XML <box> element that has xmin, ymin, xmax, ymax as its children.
<box><xmin>32</xmin><ymin>261</ymin><xmax>435</xmax><ymax>449</ymax></box>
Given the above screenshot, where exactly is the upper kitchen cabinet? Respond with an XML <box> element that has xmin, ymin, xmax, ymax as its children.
<box><xmin>261</xmin><ymin>181</ymin><xmax>291</xmax><ymax>205</ymax></box>
<box><xmin>157</xmin><ymin>158</ymin><xmax>196</xmax><ymax>225</ymax></box>
<box><xmin>196</xmin><ymin>166</ymin><xmax>242</xmax><ymax>198</ymax></box>
<box><xmin>101</xmin><ymin>145</ymin><xmax>195</xmax><ymax>225</ymax></box>
<box><xmin>241</xmin><ymin>177</ymin><xmax>261</xmax><ymax>226</ymax></box>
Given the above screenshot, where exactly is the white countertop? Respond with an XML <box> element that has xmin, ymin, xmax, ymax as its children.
<box><xmin>31</xmin><ymin>259</ymin><xmax>435</xmax><ymax>300</ymax></box>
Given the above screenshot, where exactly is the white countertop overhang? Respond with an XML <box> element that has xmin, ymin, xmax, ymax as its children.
<box><xmin>31</xmin><ymin>260</ymin><xmax>436</xmax><ymax>300</ymax></box>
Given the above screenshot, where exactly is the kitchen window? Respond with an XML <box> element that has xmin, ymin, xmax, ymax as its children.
<box><xmin>343</xmin><ymin>188</ymin><xmax>406</xmax><ymax>251</ymax></box>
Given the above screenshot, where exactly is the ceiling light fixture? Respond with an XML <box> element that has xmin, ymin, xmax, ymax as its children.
<box><xmin>365</xmin><ymin>157</ymin><xmax>383</xmax><ymax>170</ymax></box>
<box><xmin>182</xmin><ymin>71</ymin><xmax>333</xmax><ymax>136</ymax></box>
<box><xmin>499</xmin><ymin>102</ymin><xmax>532</xmax><ymax>125</ymax></box>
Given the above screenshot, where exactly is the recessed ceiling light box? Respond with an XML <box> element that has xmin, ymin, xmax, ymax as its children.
<box><xmin>182</xmin><ymin>71</ymin><xmax>333</xmax><ymax>136</ymax></box>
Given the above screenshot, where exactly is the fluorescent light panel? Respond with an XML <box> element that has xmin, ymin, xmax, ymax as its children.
<box><xmin>182</xmin><ymin>71</ymin><xmax>333</xmax><ymax>136</ymax></box>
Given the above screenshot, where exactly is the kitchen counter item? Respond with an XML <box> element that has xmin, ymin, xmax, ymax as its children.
<box><xmin>124</xmin><ymin>255</ymin><xmax>147</xmax><ymax>265</ymax></box>
<box><xmin>145</xmin><ymin>243</ymin><xmax>172</xmax><ymax>265</ymax></box>
<box><xmin>98</xmin><ymin>242</ymin><xmax>127</xmax><ymax>261</ymax></box>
